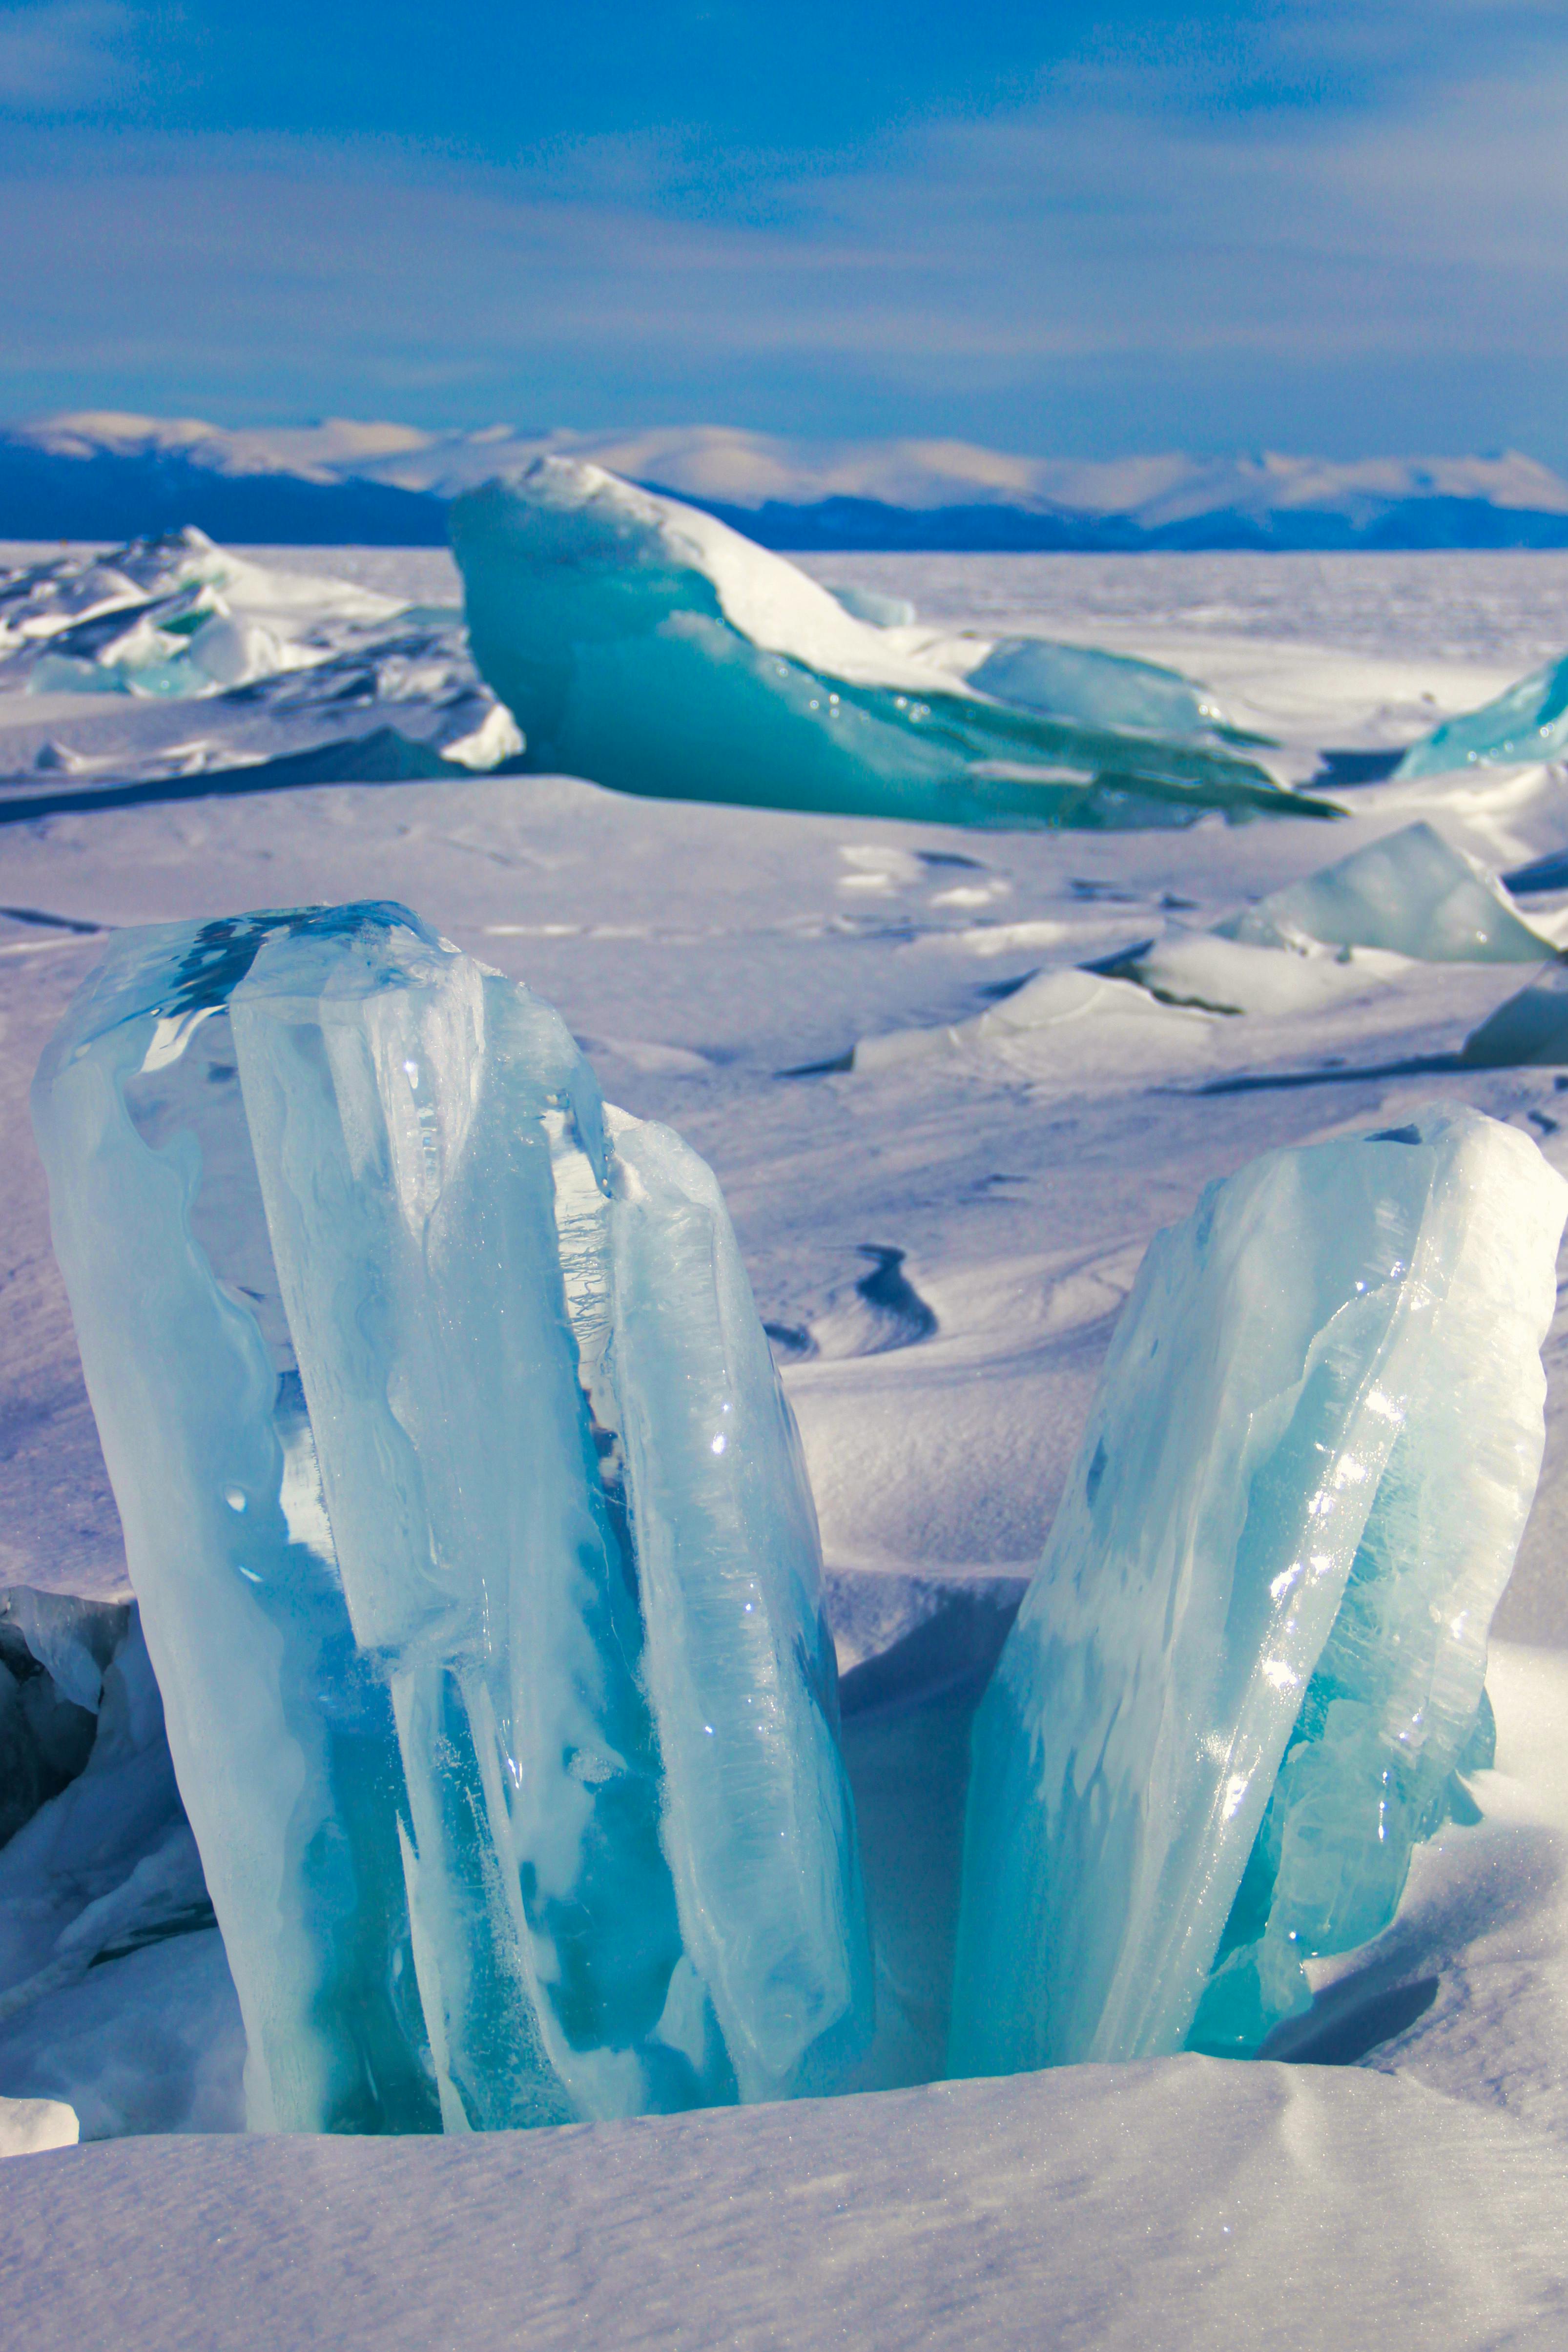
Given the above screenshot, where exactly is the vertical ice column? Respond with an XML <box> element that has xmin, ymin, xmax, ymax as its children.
<box><xmin>30</xmin><ymin>912</ymin><xmax>443</xmax><ymax>2132</ymax></box>
<box><xmin>230</xmin><ymin>931</ymin><xmax>694</xmax><ymax>2125</ymax></box>
<box><xmin>34</xmin><ymin>899</ymin><xmax>870</xmax><ymax>2129</ymax></box>
<box><xmin>611</xmin><ymin>1115</ymin><xmax>871</xmax><ymax>2102</ymax></box>
<box><xmin>949</xmin><ymin>1106</ymin><xmax>1565</xmax><ymax>2078</ymax></box>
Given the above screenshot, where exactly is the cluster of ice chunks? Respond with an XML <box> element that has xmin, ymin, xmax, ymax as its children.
<box><xmin>950</xmin><ymin>1106</ymin><xmax>1565</xmax><ymax>2074</ymax></box>
<box><xmin>451</xmin><ymin>459</ymin><xmax>1326</xmax><ymax>831</ymax></box>
<box><xmin>1121</xmin><ymin>821</ymin><xmax>1551</xmax><ymax>1018</ymax></box>
<box><xmin>31</xmin><ymin>903</ymin><xmax>869</xmax><ymax>2134</ymax></box>
<box><xmin>1396</xmin><ymin>652</ymin><xmax>1568</xmax><ymax>777</ymax></box>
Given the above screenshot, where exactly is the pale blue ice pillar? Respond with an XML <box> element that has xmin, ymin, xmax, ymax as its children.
<box><xmin>33</xmin><ymin>902</ymin><xmax>869</xmax><ymax>2130</ymax></box>
<box><xmin>949</xmin><ymin>1106</ymin><xmax>1566</xmax><ymax>2075</ymax></box>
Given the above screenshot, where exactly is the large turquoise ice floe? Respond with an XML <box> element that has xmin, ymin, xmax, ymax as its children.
<box><xmin>949</xmin><ymin>1106</ymin><xmax>1567</xmax><ymax>2075</ymax></box>
<box><xmin>30</xmin><ymin>903</ymin><xmax>869</xmax><ymax>2133</ymax></box>
<box><xmin>451</xmin><ymin>459</ymin><xmax>1330</xmax><ymax>830</ymax></box>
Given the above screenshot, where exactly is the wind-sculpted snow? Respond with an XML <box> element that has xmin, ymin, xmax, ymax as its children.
<box><xmin>847</xmin><ymin>824</ymin><xmax>1548</xmax><ymax>1066</ymax></box>
<box><xmin>949</xmin><ymin>1108</ymin><xmax>1566</xmax><ymax>2076</ymax></box>
<box><xmin>451</xmin><ymin>460</ymin><xmax>1328</xmax><ymax>831</ymax></box>
<box><xmin>0</xmin><ymin>529</ymin><xmax>519</xmax><ymax>773</ymax></box>
<box><xmin>1397</xmin><ymin>651</ymin><xmax>1568</xmax><ymax>775</ymax></box>
<box><xmin>31</xmin><ymin>903</ymin><xmax>868</xmax><ymax>2134</ymax></box>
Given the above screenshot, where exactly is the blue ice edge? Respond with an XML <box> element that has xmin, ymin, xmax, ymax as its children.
<box><xmin>29</xmin><ymin>904</ymin><xmax>1567</xmax><ymax>2130</ymax></box>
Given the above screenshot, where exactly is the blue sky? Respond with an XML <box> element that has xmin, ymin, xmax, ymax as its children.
<box><xmin>2</xmin><ymin>0</ymin><xmax>1566</xmax><ymax>457</ymax></box>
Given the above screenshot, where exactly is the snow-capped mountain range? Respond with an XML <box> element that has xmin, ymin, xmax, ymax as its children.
<box><xmin>5</xmin><ymin>412</ymin><xmax>1568</xmax><ymax>550</ymax></box>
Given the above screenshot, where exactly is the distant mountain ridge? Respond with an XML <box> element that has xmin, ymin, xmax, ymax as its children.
<box><xmin>5</xmin><ymin>413</ymin><xmax>1568</xmax><ymax>551</ymax></box>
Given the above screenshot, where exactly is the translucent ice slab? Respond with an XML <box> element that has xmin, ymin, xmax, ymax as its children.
<box><xmin>949</xmin><ymin>1107</ymin><xmax>1565</xmax><ymax>2075</ymax></box>
<box><xmin>965</xmin><ymin>639</ymin><xmax>1230</xmax><ymax>739</ymax></box>
<box><xmin>32</xmin><ymin>903</ymin><xmax>868</xmax><ymax>2132</ymax></box>
<box><xmin>451</xmin><ymin>460</ymin><xmax>1328</xmax><ymax>831</ymax></box>
<box><xmin>1216</xmin><ymin>820</ymin><xmax>1550</xmax><ymax>963</ymax></box>
<box><xmin>1395</xmin><ymin>652</ymin><xmax>1568</xmax><ymax>776</ymax></box>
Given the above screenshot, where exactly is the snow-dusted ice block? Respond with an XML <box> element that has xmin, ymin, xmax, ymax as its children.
<box><xmin>1218</xmin><ymin>821</ymin><xmax>1549</xmax><ymax>963</ymax></box>
<box><xmin>1396</xmin><ymin>652</ymin><xmax>1568</xmax><ymax>776</ymax></box>
<box><xmin>949</xmin><ymin>1107</ymin><xmax>1566</xmax><ymax>2076</ymax></box>
<box><xmin>451</xmin><ymin>459</ymin><xmax>1321</xmax><ymax>831</ymax></box>
<box><xmin>32</xmin><ymin>903</ymin><xmax>867</xmax><ymax>2132</ymax></box>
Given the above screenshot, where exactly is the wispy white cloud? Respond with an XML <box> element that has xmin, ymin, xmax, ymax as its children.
<box><xmin>0</xmin><ymin>18</ymin><xmax>1564</xmax><ymax>453</ymax></box>
<box><xmin>0</xmin><ymin>0</ymin><xmax>133</xmax><ymax>111</ymax></box>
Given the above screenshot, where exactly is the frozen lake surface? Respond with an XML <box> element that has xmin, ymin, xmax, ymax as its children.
<box><xmin>2</xmin><ymin>546</ymin><xmax>1568</xmax><ymax>2347</ymax></box>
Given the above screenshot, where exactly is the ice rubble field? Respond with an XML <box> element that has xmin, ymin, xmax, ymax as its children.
<box><xmin>5</xmin><ymin>520</ymin><xmax>1568</xmax><ymax>2345</ymax></box>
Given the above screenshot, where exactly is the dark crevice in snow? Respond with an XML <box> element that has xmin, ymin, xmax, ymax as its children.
<box><xmin>851</xmin><ymin>1248</ymin><xmax>939</xmax><ymax>1351</ymax></box>
<box><xmin>1266</xmin><ymin>1974</ymin><xmax>1441</xmax><ymax>2067</ymax></box>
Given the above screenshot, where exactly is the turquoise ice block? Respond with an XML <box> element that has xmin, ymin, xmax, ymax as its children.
<box><xmin>949</xmin><ymin>1106</ymin><xmax>1566</xmax><ymax>2075</ymax></box>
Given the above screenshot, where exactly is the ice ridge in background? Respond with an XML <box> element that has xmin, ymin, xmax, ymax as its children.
<box><xmin>31</xmin><ymin>903</ymin><xmax>869</xmax><ymax>2133</ymax></box>
<box><xmin>1396</xmin><ymin>651</ymin><xmax>1568</xmax><ymax>776</ymax></box>
<box><xmin>451</xmin><ymin>459</ymin><xmax>1329</xmax><ymax>831</ymax></box>
<box><xmin>949</xmin><ymin>1106</ymin><xmax>1566</xmax><ymax>2075</ymax></box>
<box><xmin>0</xmin><ymin>528</ymin><xmax>519</xmax><ymax>773</ymax></box>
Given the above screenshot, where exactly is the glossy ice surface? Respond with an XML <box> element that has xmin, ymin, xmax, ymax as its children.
<box><xmin>30</xmin><ymin>902</ymin><xmax>868</xmax><ymax>2132</ymax></box>
<box><xmin>451</xmin><ymin>459</ymin><xmax>1325</xmax><ymax>830</ymax></box>
<box><xmin>1397</xmin><ymin>652</ymin><xmax>1568</xmax><ymax>776</ymax></box>
<box><xmin>949</xmin><ymin>1105</ymin><xmax>1566</xmax><ymax>2074</ymax></box>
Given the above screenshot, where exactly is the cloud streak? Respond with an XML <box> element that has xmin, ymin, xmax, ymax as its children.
<box><xmin>0</xmin><ymin>0</ymin><xmax>132</xmax><ymax>111</ymax></box>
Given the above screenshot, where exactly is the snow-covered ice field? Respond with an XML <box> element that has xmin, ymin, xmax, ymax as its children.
<box><xmin>3</xmin><ymin>545</ymin><xmax>1568</xmax><ymax>2347</ymax></box>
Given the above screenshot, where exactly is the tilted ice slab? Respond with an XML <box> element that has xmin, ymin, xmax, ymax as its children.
<box><xmin>1216</xmin><ymin>820</ymin><xmax>1550</xmax><ymax>962</ymax></box>
<box><xmin>1108</xmin><ymin>820</ymin><xmax>1550</xmax><ymax>1020</ymax></box>
<box><xmin>32</xmin><ymin>903</ymin><xmax>868</xmax><ymax>2133</ymax></box>
<box><xmin>451</xmin><ymin>459</ymin><xmax>1323</xmax><ymax>831</ymax></box>
<box><xmin>949</xmin><ymin>1107</ymin><xmax>1566</xmax><ymax>2076</ymax></box>
<box><xmin>1396</xmin><ymin>651</ymin><xmax>1568</xmax><ymax>776</ymax></box>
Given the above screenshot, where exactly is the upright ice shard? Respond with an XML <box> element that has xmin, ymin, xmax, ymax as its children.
<box><xmin>1396</xmin><ymin>652</ymin><xmax>1568</xmax><ymax>777</ymax></box>
<box><xmin>949</xmin><ymin>1107</ymin><xmax>1565</xmax><ymax>2077</ymax></box>
<box><xmin>32</xmin><ymin>903</ymin><xmax>868</xmax><ymax>2132</ymax></box>
<box><xmin>451</xmin><ymin>460</ymin><xmax>1328</xmax><ymax>831</ymax></box>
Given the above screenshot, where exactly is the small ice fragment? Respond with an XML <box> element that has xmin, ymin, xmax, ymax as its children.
<box><xmin>1396</xmin><ymin>652</ymin><xmax>1568</xmax><ymax>776</ymax></box>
